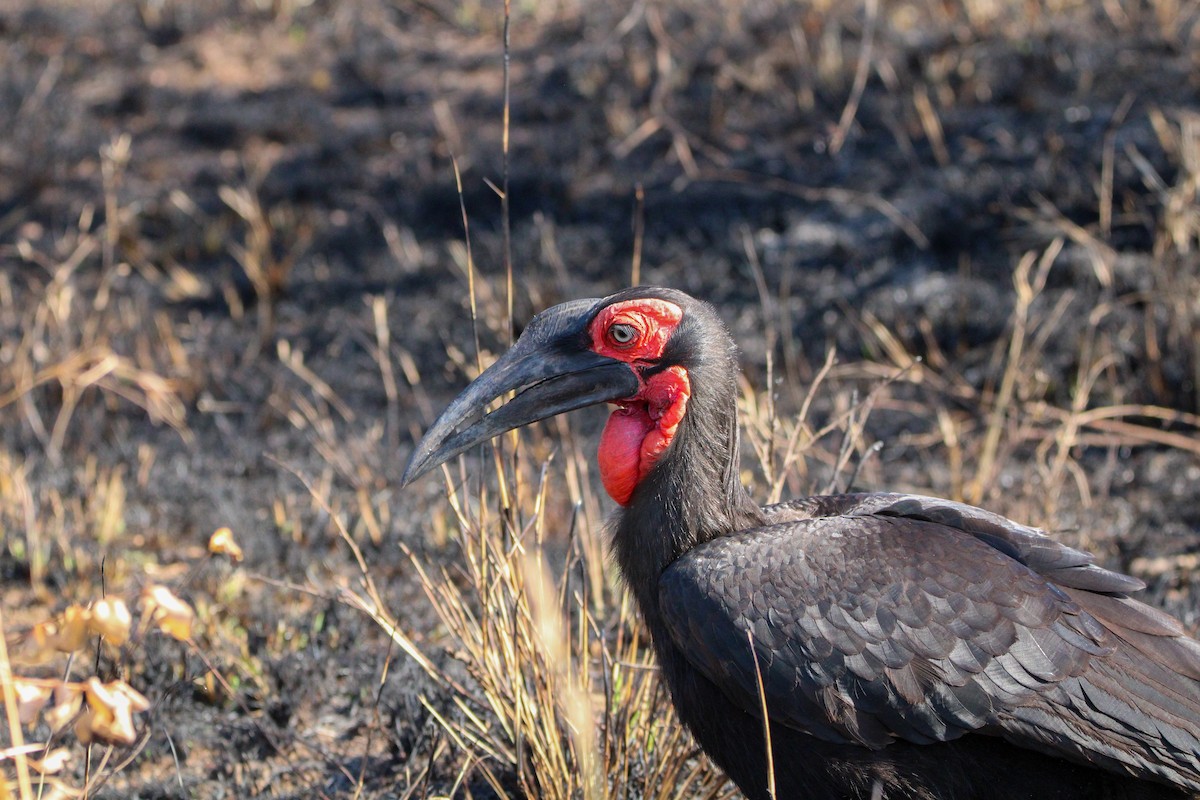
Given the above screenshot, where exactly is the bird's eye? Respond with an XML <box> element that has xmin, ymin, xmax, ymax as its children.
<box><xmin>608</xmin><ymin>323</ymin><xmax>637</xmax><ymax>347</ymax></box>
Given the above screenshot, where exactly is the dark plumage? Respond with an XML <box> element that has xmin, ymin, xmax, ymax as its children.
<box><xmin>404</xmin><ymin>287</ymin><xmax>1200</xmax><ymax>800</ymax></box>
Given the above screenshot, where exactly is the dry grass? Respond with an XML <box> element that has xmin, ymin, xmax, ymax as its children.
<box><xmin>0</xmin><ymin>143</ymin><xmax>295</xmax><ymax>800</ymax></box>
<box><xmin>2</xmin><ymin>0</ymin><xmax>1200</xmax><ymax>797</ymax></box>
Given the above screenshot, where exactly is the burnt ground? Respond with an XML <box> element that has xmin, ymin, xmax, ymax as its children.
<box><xmin>2</xmin><ymin>0</ymin><xmax>1200</xmax><ymax>797</ymax></box>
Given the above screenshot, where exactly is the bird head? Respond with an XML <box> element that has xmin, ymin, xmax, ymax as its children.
<box><xmin>402</xmin><ymin>287</ymin><xmax>714</xmax><ymax>506</ymax></box>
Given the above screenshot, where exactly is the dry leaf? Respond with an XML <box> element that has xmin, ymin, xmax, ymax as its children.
<box><xmin>48</xmin><ymin>605</ymin><xmax>92</xmax><ymax>653</ymax></box>
<box><xmin>79</xmin><ymin>677</ymin><xmax>149</xmax><ymax>746</ymax></box>
<box><xmin>43</xmin><ymin>683</ymin><xmax>84</xmax><ymax>733</ymax></box>
<box><xmin>90</xmin><ymin>598</ymin><xmax>132</xmax><ymax>647</ymax></box>
<box><xmin>13</xmin><ymin>678</ymin><xmax>54</xmax><ymax>725</ymax></box>
<box><xmin>141</xmin><ymin>584</ymin><xmax>195</xmax><ymax>641</ymax></box>
<box><xmin>208</xmin><ymin>526</ymin><xmax>244</xmax><ymax>562</ymax></box>
<box><xmin>29</xmin><ymin>747</ymin><xmax>72</xmax><ymax>775</ymax></box>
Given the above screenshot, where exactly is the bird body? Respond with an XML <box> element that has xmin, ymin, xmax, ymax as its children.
<box><xmin>404</xmin><ymin>287</ymin><xmax>1200</xmax><ymax>799</ymax></box>
<box><xmin>651</xmin><ymin>493</ymin><xmax>1200</xmax><ymax>799</ymax></box>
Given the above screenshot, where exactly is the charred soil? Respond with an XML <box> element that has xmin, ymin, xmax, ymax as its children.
<box><xmin>2</xmin><ymin>1</ymin><xmax>1199</xmax><ymax>798</ymax></box>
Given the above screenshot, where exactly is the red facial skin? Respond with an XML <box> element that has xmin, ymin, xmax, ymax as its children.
<box><xmin>588</xmin><ymin>299</ymin><xmax>691</xmax><ymax>506</ymax></box>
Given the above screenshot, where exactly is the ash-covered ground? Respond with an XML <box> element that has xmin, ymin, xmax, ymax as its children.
<box><xmin>2</xmin><ymin>1</ymin><xmax>1199</xmax><ymax>797</ymax></box>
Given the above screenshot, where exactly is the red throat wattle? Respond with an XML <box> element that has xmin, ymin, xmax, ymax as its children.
<box><xmin>586</xmin><ymin>297</ymin><xmax>689</xmax><ymax>506</ymax></box>
<box><xmin>598</xmin><ymin>366</ymin><xmax>691</xmax><ymax>505</ymax></box>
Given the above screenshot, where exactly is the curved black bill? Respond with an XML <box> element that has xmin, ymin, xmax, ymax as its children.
<box><xmin>401</xmin><ymin>301</ymin><xmax>639</xmax><ymax>486</ymax></box>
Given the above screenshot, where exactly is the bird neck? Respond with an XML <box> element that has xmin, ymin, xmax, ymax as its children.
<box><xmin>610</xmin><ymin>356</ymin><xmax>765</xmax><ymax>633</ymax></box>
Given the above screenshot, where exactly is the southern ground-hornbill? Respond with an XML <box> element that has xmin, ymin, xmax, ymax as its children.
<box><xmin>403</xmin><ymin>286</ymin><xmax>1200</xmax><ymax>800</ymax></box>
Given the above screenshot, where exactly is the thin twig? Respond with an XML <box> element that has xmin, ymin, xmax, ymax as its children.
<box><xmin>451</xmin><ymin>155</ymin><xmax>483</xmax><ymax>377</ymax></box>
<box><xmin>502</xmin><ymin>0</ymin><xmax>513</xmax><ymax>347</ymax></box>
<box><xmin>829</xmin><ymin>0</ymin><xmax>879</xmax><ymax>155</ymax></box>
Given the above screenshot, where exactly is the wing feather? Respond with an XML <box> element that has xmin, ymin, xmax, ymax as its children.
<box><xmin>658</xmin><ymin>499</ymin><xmax>1200</xmax><ymax>791</ymax></box>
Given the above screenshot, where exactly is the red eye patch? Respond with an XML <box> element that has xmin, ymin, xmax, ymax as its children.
<box><xmin>589</xmin><ymin>299</ymin><xmax>684</xmax><ymax>362</ymax></box>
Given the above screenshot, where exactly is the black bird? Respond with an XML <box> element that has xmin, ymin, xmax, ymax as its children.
<box><xmin>403</xmin><ymin>287</ymin><xmax>1200</xmax><ymax>800</ymax></box>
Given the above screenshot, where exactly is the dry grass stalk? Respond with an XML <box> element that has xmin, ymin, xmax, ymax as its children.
<box><xmin>828</xmin><ymin>0</ymin><xmax>878</xmax><ymax>156</ymax></box>
<box><xmin>219</xmin><ymin>181</ymin><xmax>310</xmax><ymax>356</ymax></box>
<box><xmin>1</xmin><ymin>607</ymin><xmax>35</xmax><ymax>800</ymax></box>
<box><xmin>747</xmin><ymin>630</ymin><xmax>776</xmax><ymax>800</ymax></box>
<box><xmin>967</xmin><ymin>240</ymin><xmax>1062</xmax><ymax>504</ymax></box>
<box><xmin>912</xmin><ymin>84</ymin><xmax>949</xmax><ymax>167</ymax></box>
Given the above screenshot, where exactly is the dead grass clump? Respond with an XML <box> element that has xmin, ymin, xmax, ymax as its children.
<box><xmin>219</xmin><ymin>175</ymin><xmax>313</xmax><ymax>359</ymax></box>
<box><xmin>398</xmin><ymin>455</ymin><xmax>734</xmax><ymax>800</ymax></box>
<box><xmin>0</xmin><ymin>138</ymin><xmax>193</xmax><ymax>464</ymax></box>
